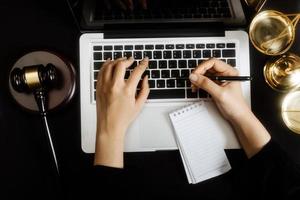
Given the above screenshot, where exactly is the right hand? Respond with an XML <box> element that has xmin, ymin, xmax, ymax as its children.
<box><xmin>189</xmin><ymin>58</ymin><xmax>252</xmax><ymax>123</ymax></box>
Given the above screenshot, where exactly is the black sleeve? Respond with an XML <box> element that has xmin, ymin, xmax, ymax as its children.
<box><xmin>232</xmin><ymin>139</ymin><xmax>300</xmax><ymax>200</ymax></box>
<box><xmin>88</xmin><ymin>165</ymin><xmax>143</xmax><ymax>198</ymax></box>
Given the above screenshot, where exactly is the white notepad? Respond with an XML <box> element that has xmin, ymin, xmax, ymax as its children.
<box><xmin>169</xmin><ymin>101</ymin><xmax>232</xmax><ymax>184</ymax></box>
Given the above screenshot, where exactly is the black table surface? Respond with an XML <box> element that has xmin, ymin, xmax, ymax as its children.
<box><xmin>1</xmin><ymin>0</ymin><xmax>300</xmax><ymax>199</ymax></box>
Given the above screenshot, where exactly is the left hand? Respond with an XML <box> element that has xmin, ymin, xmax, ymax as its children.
<box><xmin>94</xmin><ymin>57</ymin><xmax>149</xmax><ymax>167</ymax></box>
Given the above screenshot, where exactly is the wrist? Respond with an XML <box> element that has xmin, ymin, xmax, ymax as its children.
<box><xmin>94</xmin><ymin>130</ymin><xmax>125</xmax><ymax>168</ymax></box>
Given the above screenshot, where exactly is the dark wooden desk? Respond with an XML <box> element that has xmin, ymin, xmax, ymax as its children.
<box><xmin>0</xmin><ymin>0</ymin><xmax>300</xmax><ymax>199</ymax></box>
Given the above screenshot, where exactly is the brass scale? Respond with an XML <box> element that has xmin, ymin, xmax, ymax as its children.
<box><xmin>246</xmin><ymin>0</ymin><xmax>300</xmax><ymax>134</ymax></box>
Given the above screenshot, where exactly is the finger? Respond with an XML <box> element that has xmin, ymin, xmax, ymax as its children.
<box><xmin>98</xmin><ymin>58</ymin><xmax>112</xmax><ymax>85</ymax></box>
<box><xmin>127</xmin><ymin>57</ymin><xmax>149</xmax><ymax>88</ymax></box>
<box><xmin>135</xmin><ymin>75</ymin><xmax>150</xmax><ymax>110</ymax></box>
<box><xmin>103</xmin><ymin>57</ymin><xmax>126</xmax><ymax>82</ymax></box>
<box><xmin>189</xmin><ymin>73</ymin><xmax>222</xmax><ymax>98</ymax></box>
<box><xmin>112</xmin><ymin>57</ymin><xmax>134</xmax><ymax>83</ymax></box>
<box><xmin>193</xmin><ymin>58</ymin><xmax>237</xmax><ymax>76</ymax></box>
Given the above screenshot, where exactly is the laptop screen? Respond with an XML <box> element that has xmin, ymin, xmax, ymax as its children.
<box><xmin>93</xmin><ymin>0</ymin><xmax>232</xmax><ymax>21</ymax></box>
<box><xmin>67</xmin><ymin>0</ymin><xmax>243</xmax><ymax>30</ymax></box>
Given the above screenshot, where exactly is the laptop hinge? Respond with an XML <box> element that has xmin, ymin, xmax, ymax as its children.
<box><xmin>103</xmin><ymin>22</ymin><xmax>225</xmax><ymax>39</ymax></box>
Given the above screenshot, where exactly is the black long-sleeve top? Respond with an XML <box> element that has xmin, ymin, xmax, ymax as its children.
<box><xmin>88</xmin><ymin>140</ymin><xmax>300</xmax><ymax>199</ymax></box>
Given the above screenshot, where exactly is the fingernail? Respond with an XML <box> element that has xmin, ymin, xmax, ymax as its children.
<box><xmin>189</xmin><ymin>74</ymin><xmax>198</xmax><ymax>82</ymax></box>
<box><xmin>143</xmin><ymin>57</ymin><xmax>149</xmax><ymax>61</ymax></box>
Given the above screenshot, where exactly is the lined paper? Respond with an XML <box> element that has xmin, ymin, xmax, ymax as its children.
<box><xmin>169</xmin><ymin>101</ymin><xmax>232</xmax><ymax>184</ymax></box>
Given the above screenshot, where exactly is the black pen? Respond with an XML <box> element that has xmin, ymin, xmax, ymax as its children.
<box><xmin>173</xmin><ymin>76</ymin><xmax>252</xmax><ymax>81</ymax></box>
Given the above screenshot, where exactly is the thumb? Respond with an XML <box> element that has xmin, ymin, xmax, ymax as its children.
<box><xmin>189</xmin><ymin>73</ymin><xmax>222</xmax><ymax>97</ymax></box>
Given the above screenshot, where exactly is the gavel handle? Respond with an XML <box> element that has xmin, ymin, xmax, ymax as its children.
<box><xmin>34</xmin><ymin>90</ymin><xmax>60</xmax><ymax>175</ymax></box>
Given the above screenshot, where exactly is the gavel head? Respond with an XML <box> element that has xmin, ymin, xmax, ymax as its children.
<box><xmin>10</xmin><ymin>63</ymin><xmax>58</xmax><ymax>93</ymax></box>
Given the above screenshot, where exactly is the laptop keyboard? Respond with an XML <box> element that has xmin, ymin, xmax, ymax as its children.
<box><xmin>94</xmin><ymin>0</ymin><xmax>232</xmax><ymax>21</ymax></box>
<box><xmin>92</xmin><ymin>42</ymin><xmax>237</xmax><ymax>101</ymax></box>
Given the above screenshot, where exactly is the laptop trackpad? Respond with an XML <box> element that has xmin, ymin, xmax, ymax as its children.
<box><xmin>138</xmin><ymin>102</ymin><xmax>190</xmax><ymax>150</ymax></box>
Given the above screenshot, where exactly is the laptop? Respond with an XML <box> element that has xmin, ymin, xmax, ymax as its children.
<box><xmin>67</xmin><ymin>0</ymin><xmax>251</xmax><ymax>153</ymax></box>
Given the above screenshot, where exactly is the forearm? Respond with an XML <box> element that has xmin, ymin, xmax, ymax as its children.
<box><xmin>230</xmin><ymin>111</ymin><xmax>271</xmax><ymax>158</ymax></box>
<box><xmin>94</xmin><ymin>132</ymin><xmax>125</xmax><ymax>168</ymax></box>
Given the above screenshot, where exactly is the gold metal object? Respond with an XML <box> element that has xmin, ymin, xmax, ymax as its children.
<box><xmin>282</xmin><ymin>91</ymin><xmax>300</xmax><ymax>134</ymax></box>
<box><xmin>24</xmin><ymin>66</ymin><xmax>41</xmax><ymax>90</ymax></box>
<box><xmin>264</xmin><ymin>53</ymin><xmax>300</xmax><ymax>92</ymax></box>
<box><xmin>244</xmin><ymin>0</ymin><xmax>267</xmax><ymax>12</ymax></box>
<box><xmin>249</xmin><ymin>10</ymin><xmax>300</xmax><ymax>56</ymax></box>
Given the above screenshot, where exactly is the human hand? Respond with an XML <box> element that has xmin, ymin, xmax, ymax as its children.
<box><xmin>189</xmin><ymin>58</ymin><xmax>251</xmax><ymax>123</ymax></box>
<box><xmin>96</xmin><ymin>57</ymin><xmax>149</xmax><ymax>139</ymax></box>
<box><xmin>94</xmin><ymin>57</ymin><xmax>149</xmax><ymax>167</ymax></box>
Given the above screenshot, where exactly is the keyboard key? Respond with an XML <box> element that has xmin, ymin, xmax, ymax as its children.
<box><xmin>171</xmin><ymin>70</ymin><xmax>180</xmax><ymax>78</ymax></box>
<box><xmin>123</xmin><ymin>51</ymin><xmax>132</xmax><ymax>58</ymax></box>
<box><xmin>149</xmin><ymin>61</ymin><xmax>157</xmax><ymax>69</ymax></box>
<box><xmin>227</xmin><ymin>59</ymin><xmax>236</xmax><ymax>67</ymax></box>
<box><xmin>183</xmin><ymin>50</ymin><xmax>192</xmax><ymax>58</ymax></box>
<box><xmin>148</xmin><ymin>89</ymin><xmax>185</xmax><ymax>99</ymax></box>
<box><xmin>161</xmin><ymin>70</ymin><xmax>170</xmax><ymax>78</ymax></box>
<box><xmin>153</xmin><ymin>51</ymin><xmax>162</xmax><ymax>59</ymax></box>
<box><xmin>145</xmin><ymin>45</ymin><xmax>154</xmax><ymax>50</ymax></box>
<box><xmin>125</xmin><ymin>45</ymin><xmax>133</xmax><ymax>50</ymax></box>
<box><xmin>94</xmin><ymin>71</ymin><xmax>99</xmax><ymax>79</ymax></box>
<box><xmin>129</xmin><ymin>61</ymin><xmax>138</xmax><ymax>69</ymax></box>
<box><xmin>155</xmin><ymin>44</ymin><xmax>164</xmax><ymax>49</ymax></box>
<box><xmin>187</xmin><ymin>89</ymin><xmax>198</xmax><ymax>98</ymax></box>
<box><xmin>166</xmin><ymin>79</ymin><xmax>176</xmax><ymax>88</ymax></box>
<box><xmin>173</xmin><ymin>51</ymin><xmax>182</xmax><ymax>59</ymax></box>
<box><xmin>94</xmin><ymin>52</ymin><xmax>102</xmax><ymax>60</ymax></box>
<box><xmin>186</xmin><ymin>80</ymin><xmax>192</xmax><ymax>87</ymax></box>
<box><xmin>181</xmin><ymin>69</ymin><xmax>190</xmax><ymax>78</ymax></box>
<box><xmin>212</xmin><ymin>50</ymin><xmax>221</xmax><ymax>58</ymax></box>
<box><xmin>157</xmin><ymin>80</ymin><xmax>165</xmax><ymax>88</ymax></box>
<box><xmin>93</xmin><ymin>46</ymin><xmax>102</xmax><ymax>51</ymax></box>
<box><xmin>151</xmin><ymin>70</ymin><xmax>160</xmax><ymax>78</ymax></box>
<box><xmin>149</xmin><ymin>80</ymin><xmax>155</xmax><ymax>88</ymax></box>
<box><xmin>193</xmin><ymin>50</ymin><xmax>202</xmax><ymax>58</ymax></box>
<box><xmin>143</xmin><ymin>51</ymin><xmax>152</xmax><ymax>59</ymax></box>
<box><xmin>159</xmin><ymin>61</ymin><xmax>168</xmax><ymax>69</ymax></box>
<box><xmin>178</xmin><ymin>60</ymin><xmax>187</xmax><ymax>68</ymax></box>
<box><xmin>206</xmin><ymin>43</ymin><xmax>215</xmax><ymax>48</ymax></box>
<box><xmin>134</xmin><ymin>51</ymin><xmax>143</xmax><ymax>59</ymax></box>
<box><xmin>94</xmin><ymin>62</ymin><xmax>104</xmax><ymax>70</ymax></box>
<box><xmin>168</xmin><ymin>60</ymin><xmax>177</xmax><ymax>68</ymax></box>
<box><xmin>114</xmin><ymin>45</ymin><xmax>123</xmax><ymax>50</ymax></box>
<box><xmin>188</xmin><ymin>60</ymin><xmax>197</xmax><ymax>68</ymax></box>
<box><xmin>142</xmin><ymin>70</ymin><xmax>150</xmax><ymax>78</ymax></box>
<box><xmin>176</xmin><ymin>44</ymin><xmax>185</xmax><ymax>49</ymax></box>
<box><xmin>94</xmin><ymin>81</ymin><xmax>97</xmax><ymax>89</ymax></box>
<box><xmin>176</xmin><ymin>79</ymin><xmax>185</xmax><ymax>87</ymax></box>
<box><xmin>198</xmin><ymin>59</ymin><xmax>205</xmax><ymax>65</ymax></box>
<box><xmin>104</xmin><ymin>45</ymin><xmax>113</xmax><ymax>50</ymax></box>
<box><xmin>217</xmin><ymin>43</ymin><xmax>225</xmax><ymax>48</ymax></box>
<box><xmin>166</xmin><ymin>44</ymin><xmax>174</xmax><ymax>49</ymax></box>
<box><xmin>222</xmin><ymin>49</ymin><xmax>236</xmax><ymax>57</ymax></box>
<box><xmin>104</xmin><ymin>52</ymin><xmax>112</xmax><ymax>60</ymax></box>
<box><xmin>125</xmin><ymin>70</ymin><xmax>131</xmax><ymax>79</ymax></box>
<box><xmin>203</xmin><ymin>50</ymin><xmax>211</xmax><ymax>58</ymax></box>
<box><xmin>163</xmin><ymin>51</ymin><xmax>172</xmax><ymax>59</ymax></box>
<box><xmin>186</xmin><ymin>44</ymin><xmax>195</xmax><ymax>49</ymax></box>
<box><xmin>196</xmin><ymin>44</ymin><xmax>205</xmax><ymax>49</ymax></box>
<box><xmin>135</xmin><ymin>45</ymin><xmax>144</xmax><ymax>50</ymax></box>
<box><xmin>114</xmin><ymin>52</ymin><xmax>123</xmax><ymax>59</ymax></box>
<box><xmin>226</xmin><ymin>43</ymin><xmax>236</xmax><ymax>48</ymax></box>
